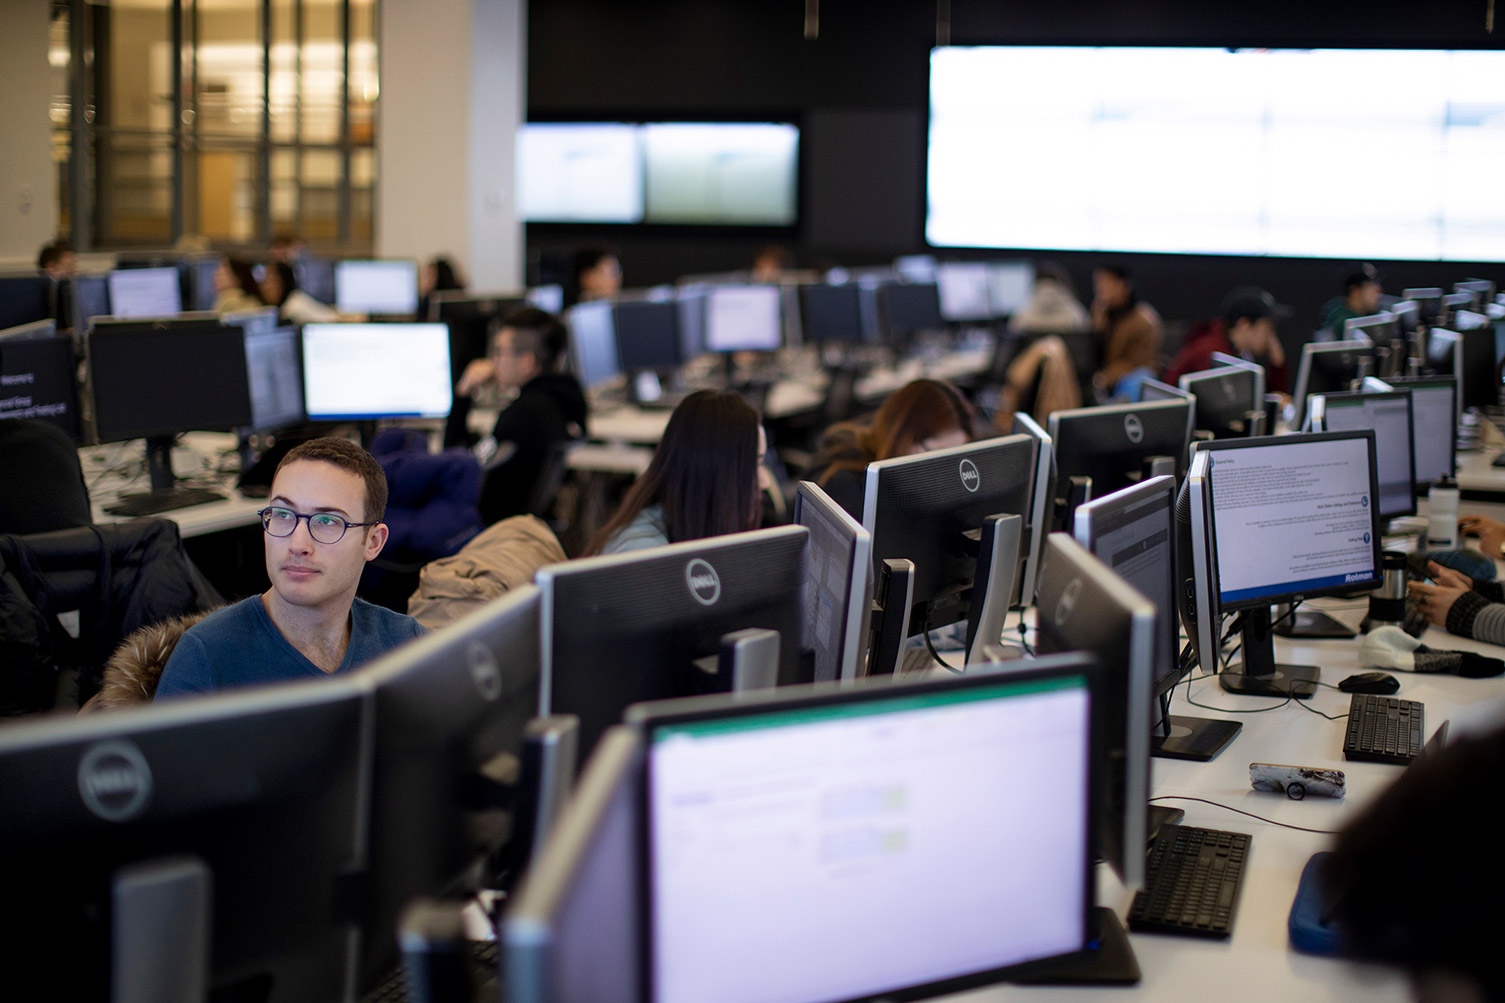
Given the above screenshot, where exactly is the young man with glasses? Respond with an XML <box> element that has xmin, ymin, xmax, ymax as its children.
<box><xmin>155</xmin><ymin>437</ymin><xmax>426</xmax><ymax>699</ymax></box>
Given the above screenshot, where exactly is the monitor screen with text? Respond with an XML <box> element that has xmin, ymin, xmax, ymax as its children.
<box><xmin>300</xmin><ymin>323</ymin><xmax>451</xmax><ymax>421</ymax></box>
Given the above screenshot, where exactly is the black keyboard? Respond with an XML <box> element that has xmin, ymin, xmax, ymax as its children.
<box><xmin>1343</xmin><ymin>693</ymin><xmax>1425</xmax><ymax>765</ymax></box>
<box><xmin>362</xmin><ymin>938</ymin><xmax>499</xmax><ymax>1003</ymax></box>
<box><xmin>1127</xmin><ymin>823</ymin><xmax>1250</xmax><ymax>939</ymax></box>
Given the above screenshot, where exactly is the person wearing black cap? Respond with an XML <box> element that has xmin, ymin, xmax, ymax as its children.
<box><xmin>1162</xmin><ymin>286</ymin><xmax>1291</xmax><ymax>393</ymax></box>
<box><xmin>1320</xmin><ymin>263</ymin><xmax>1383</xmax><ymax>338</ymax></box>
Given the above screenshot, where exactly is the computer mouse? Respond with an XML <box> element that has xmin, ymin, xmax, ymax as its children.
<box><xmin>1338</xmin><ymin>671</ymin><xmax>1401</xmax><ymax>695</ymax></box>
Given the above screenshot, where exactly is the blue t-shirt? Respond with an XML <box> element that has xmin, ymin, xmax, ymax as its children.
<box><xmin>155</xmin><ymin>595</ymin><xmax>427</xmax><ymax>699</ymax></box>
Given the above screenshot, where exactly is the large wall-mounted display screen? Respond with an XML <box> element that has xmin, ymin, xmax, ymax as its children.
<box><xmin>517</xmin><ymin>123</ymin><xmax>645</xmax><ymax>224</ymax></box>
<box><xmin>927</xmin><ymin>47</ymin><xmax>1505</xmax><ymax>261</ymax></box>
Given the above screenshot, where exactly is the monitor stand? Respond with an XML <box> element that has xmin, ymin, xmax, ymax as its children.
<box><xmin>103</xmin><ymin>435</ymin><xmax>228</xmax><ymax>517</ymax></box>
<box><xmin>1271</xmin><ymin>602</ymin><xmax>1356</xmax><ymax>639</ymax></box>
<box><xmin>1219</xmin><ymin>606</ymin><xmax>1319</xmax><ymax>698</ymax></box>
<box><xmin>1151</xmin><ymin>692</ymin><xmax>1243</xmax><ymax>762</ymax></box>
<box><xmin>963</xmin><ymin>513</ymin><xmax>1022</xmax><ymax>666</ymax></box>
<box><xmin>1009</xmin><ymin>907</ymin><xmax>1141</xmax><ymax>986</ymax></box>
<box><xmin>864</xmin><ymin>559</ymin><xmax>916</xmax><ymax>677</ymax></box>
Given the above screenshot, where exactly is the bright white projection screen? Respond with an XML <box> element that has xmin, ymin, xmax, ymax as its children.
<box><xmin>927</xmin><ymin>47</ymin><xmax>1505</xmax><ymax>261</ymax></box>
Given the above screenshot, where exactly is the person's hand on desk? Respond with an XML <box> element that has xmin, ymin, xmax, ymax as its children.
<box><xmin>1408</xmin><ymin>561</ymin><xmax>1473</xmax><ymax>628</ymax></box>
<box><xmin>455</xmin><ymin>358</ymin><xmax>496</xmax><ymax>396</ymax></box>
<box><xmin>1458</xmin><ymin>514</ymin><xmax>1505</xmax><ymax>558</ymax></box>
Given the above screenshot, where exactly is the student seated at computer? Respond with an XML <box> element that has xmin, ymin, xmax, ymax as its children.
<box><xmin>37</xmin><ymin>238</ymin><xmax>75</xmax><ymax>280</ymax></box>
<box><xmin>260</xmin><ymin>260</ymin><xmax>340</xmax><ymax>324</ymax></box>
<box><xmin>1162</xmin><ymin>286</ymin><xmax>1291</xmax><ymax>393</ymax></box>
<box><xmin>586</xmin><ymin>389</ymin><xmax>766</xmax><ymax>555</ymax></box>
<box><xmin>417</xmin><ymin>255</ymin><xmax>464</xmax><ymax>321</ymax></box>
<box><xmin>1009</xmin><ymin>260</ymin><xmax>1091</xmax><ymax>335</ymax></box>
<box><xmin>1091</xmin><ymin>263</ymin><xmax>1163</xmax><ymax>401</ymax></box>
<box><xmin>451</xmin><ymin>307</ymin><xmax>588</xmax><ymax>525</ymax></box>
<box><xmin>155</xmin><ymin>437</ymin><xmax>426</xmax><ymax>699</ymax></box>
<box><xmin>213</xmin><ymin>257</ymin><xmax>264</xmax><ymax>314</ymax></box>
<box><xmin>1319</xmin><ymin>262</ymin><xmax>1383</xmax><ymax>339</ymax></box>
<box><xmin>566</xmin><ymin>245</ymin><xmax>622</xmax><ymax>308</ymax></box>
<box><xmin>809</xmin><ymin>378</ymin><xmax>974</xmax><ymax>519</ymax></box>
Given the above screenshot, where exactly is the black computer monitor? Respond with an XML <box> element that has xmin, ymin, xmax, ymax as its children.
<box><xmin>934</xmin><ymin>261</ymin><xmax>993</xmax><ymax>323</ymax></box>
<box><xmin>295</xmin><ymin>256</ymin><xmax>338</xmax><ymax>306</ymax></box>
<box><xmin>1178</xmin><ymin>365</ymin><xmax>1264</xmax><ymax>439</ymax></box>
<box><xmin>106</xmin><ymin>266</ymin><xmax>183</xmax><ymax>318</ymax></box>
<box><xmin>1011</xmin><ymin>412</ymin><xmax>1056</xmax><ymax>607</ymax></box>
<box><xmin>1427</xmin><ymin>327</ymin><xmax>1497</xmax><ymax>411</ymax></box>
<box><xmin>335</xmin><ymin>259</ymin><xmax>420</xmax><ymax>316</ymax></box>
<box><xmin>1138</xmin><ymin>378</ymin><xmax>1191</xmax><ymax>404</ymax></box>
<box><xmin>430</xmin><ymin>291</ymin><xmax>527</xmax><ymax>385</ymax></box>
<box><xmin>794</xmin><ymin>481</ymin><xmax>873</xmax><ymax>683</ymax></box>
<box><xmin>567</xmin><ymin>299</ymin><xmax>622</xmax><ymax>390</ymax></box>
<box><xmin>1310</xmin><ymin>389</ymin><xmax>1416</xmax><ymax>520</ymax></box>
<box><xmin>355</xmin><ymin>585</ymin><xmax>541</xmax><ymax>990</ymax></box>
<box><xmin>185</xmin><ymin>256</ymin><xmax>220</xmax><ymax>312</ymax></box>
<box><xmin>702</xmin><ymin>285</ymin><xmax>783</xmax><ymax>353</ymax></box>
<box><xmin>628</xmin><ymin>656</ymin><xmax>1101</xmax><ymax>1003</ymax></box>
<box><xmin>239</xmin><ymin>322</ymin><xmax>304</xmax><ymax>433</ymax></box>
<box><xmin>798</xmin><ymin>282</ymin><xmax>864</xmax><ymax>345</ymax></box>
<box><xmin>1074</xmin><ymin>476</ymin><xmax>1241</xmax><ymax>763</ymax></box>
<box><xmin>65</xmin><ymin>272</ymin><xmax>112</xmax><ymax>333</ymax></box>
<box><xmin>1344</xmin><ymin>311</ymin><xmax>1400</xmax><ymax>350</ymax></box>
<box><xmin>880</xmin><ymin>281</ymin><xmax>943</xmax><ymax>342</ymax></box>
<box><xmin>988</xmin><ymin>260</ymin><xmax>1036</xmax><ymax>316</ymax></box>
<box><xmin>613</xmin><ymin>298</ymin><xmax>684</xmax><ymax>404</ymax></box>
<box><xmin>1454</xmin><ymin>279</ymin><xmax>1496</xmax><ymax>313</ymax></box>
<box><xmin>0</xmin><ymin>320</ymin><xmax>81</xmax><ymax>442</ymax></box>
<box><xmin>1402</xmin><ymin>287</ymin><xmax>1445</xmax><ymax>326</ymax></box>
<box><xmin>1047</xmin><ymin>398</ymin><xmax>1193</xmax><ymax>529</ymax></box>
<box><xmin>1375</xmin><ymin>375</ymin><xmax>1457</xmax><ymax>487</ymax></box>
<box><xmin>1183</xmin><ymin>431</ymin><xmax>1382</xmax><ymax>698</ymax></box>
<box><xmin>0</xmin><ymin>677</ymin><xmax>369</xmax><ymax>1001</ymax></box>
<box><xmin>88</xmin><ymin>317</ymin><xmax>252</xmax><ymax>513</ymax></box>
<box><xmin>0</xmin><ymin>271</ymin><xmax>54</xmax><ymax>329</ymax></box>
<box><xmin>1034</xmin><ymin>532</ymin><xmax>1152</xmax><ymax>890</ymax></box>
<box><xmin>535</xmin><ymin>525</ymin><xmax>810</xmax><ymax>762</ymax></box>
<box><xmin>300</xmin><ymin>322</ymin><xmax>453</xmax><ymax>421</ymax></box>
<box><xmin>502</xmin><ymin>726</ymin><xmax>640</xmax><ymax>1003</ymax></box>
<box><xmin>862</xmin><ymin>434</ymin><xmax>1036</xmax><ymax>654</ymax></box>
<box><xmin>1291</xmin><ymin>339</ymin><xmax>1377</xmax><ymax>429</ymax></box>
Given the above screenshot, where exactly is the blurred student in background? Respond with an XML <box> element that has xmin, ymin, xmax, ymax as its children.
<box><xmin>1091</xmin><ymin>263</ymin><xmax>1163</xmax><ymax>401</ymax></box>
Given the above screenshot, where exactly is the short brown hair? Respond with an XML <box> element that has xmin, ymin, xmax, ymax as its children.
<box><xmin>275</xmin><ymin>436</ymin><xmax>388</xmax><ymax>524</ymax></box>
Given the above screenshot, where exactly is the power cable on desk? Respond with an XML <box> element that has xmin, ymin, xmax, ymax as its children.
<box><xmin>923</xmin><ymin>629</ymin><xmax>961</xmax><ymax>674</ymax></box>
<box><xmin>1148</xmin><ymin>796</ymin><xmax>1341</xmax><ymax>835</ymax></box>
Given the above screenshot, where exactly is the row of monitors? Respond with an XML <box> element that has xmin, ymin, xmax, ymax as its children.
<box><xmin>0</xmin><ymin>258</ymin><xmax>427</xmax><ymax>333</ymax></box>
<box><xmin>0</xmin><ymin>314</ymin><xmax>457</xmax><ymax>448</ymax></box>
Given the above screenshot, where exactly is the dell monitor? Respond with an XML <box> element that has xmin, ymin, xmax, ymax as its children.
<box><xmin>187</xmin><ymin>256</ymin><xmax>221</xmax><ymax>312</ymax></box>
<box><xmin>0</xmin><ymin>676</ymin><xmax>369</xmax><ymax>1002</ymax></box>
<box><xmin>240</xmin><ymin>323</ymin><xmax>304</xmax><ymax>433</ymax></box>
<box><xmin>1402</xmin><ymin>287</ymin><xmax>1446</xmax><ymax>327</ymax></box>
<box><xmin>1074</xmin><ymin>476</ymin><xmax>1241</xmax><ymax>762</ymax></box>
<box><xmin>794</xmin><ymin>481</ymin><xmax>873</xmax><ymax>683</ymax></box>
<box><xmin>535</xmin><ymin>525</ymin><xmax>810</xmax><ymax>763</ymax></box>
<box><xmin>1428</xmin><ymin>327</ymin><xmax>1497</xmax><ymax>411</ymax></box>
<box><xmin>703</xmin><ymin>284</ymin><xmax>783</xmax><ymax>353</ymax></box>
<box><xmin>503</xmin><ymin>726</ymin><xmax>640</xmax><ymax>1003</ymax></box>
<box><xmin>355</xmin><ymin>585</ymin><xmax>541</xmax><ymax>990</ymax></box>
<box><xmin>335</xmin><ymin>259</ymin><xmax>420</xmax><ymax>316</ymax></box>
<box><xmin>0</xmin><ymin>271</ymin><xmax>54</xmax><ymax>330</ymax></box>
<box><xmin>1374</xmin><ymin>375</ymin><xmax>1457</xmax><ymax>488</ymax></box>
<box><xmin>0</xmin><ymin>321</ymin><xmax>82</xmax><ymax>442</ymax></box>
<box><xmin>862</xmin><ymin>434</ymin><xmax>1037</xmax><ymax>660</ymax></box>
<box><xmin>797</xmin><ymin>282</ymin><xmax>864</xmax><ymax>345</ymax></box>
<box><xmin>1139</xmin><ymin>378</ymin><xmax>1191</xmax><ymax>404</ymax></box>
<box><xmin>613</xmin><ymin>299</ymin><xmax>684</xmax><ymax>405</ymax></box>
<box><xmin>1455</xmin><ymin>279</ymin><xmax>1496</xmax><ymax>314</ymax></box>
<box><xmin>294</xmin><ymin>256</ymin><xmax>338</xmax><ymax>306</ymax></box>
<box><xmin>65</xmin><ymin>273</ymin><xmax>112</xmax><ymax>333</ymax></box>
<box><xmin>1046</xmin><ymin>398</ymin><xmax>1193</xmax><ymax>531</ymax></box>
<box><xmin>88</xmin><ymin>317</ymin><xmax>252</xmax><ymax>514</ymax></box>
<box><xmin>430</xmin><ymin>291</ymin><xmax>527</xmax><ymax>385</ymax></box>
<box><xmin>1309</xmin><ymin>389</ymin><xmax>1417</xmax><ymax>521</ymax></box>
<box><xmin>1011</xmin><ymin>412</ymin><xmax>1056</xmax><ymax>608</ymax></box>
<box><xmin>1034</xmin><ymin>532</ymin><xmax>1153</xmax><ymax>890</ymax></box>
<box><xmin>629</xmin><ymin>656</ymin><xmax>1102</xmax><ymax>1003</ymax></box>
<box><xmin>934</xmin><ymin>261</ymin><xmax>993</xmax><ymax>323</ymax></box>
<box><xmin>300</xmin><ymin>322</ymin><xmax>453</xmax><ymax>421</ymax></box>
<box><xmin>106</xmin><ymin>266</ymin><xmax>183</xmax><ymax>318</ymax></box>
<box><xmin>567</xmin><ymin>299</ymin><xmax>622</xmax><ymax>390</ymax></box>
<box><xmin>1178</xmin><ymin>364</ymin><xmax>1264</xmax><ymax>439</ymax></box>
<box><xmin>1291</xmin><ymin>339</ymin><xmax>1378</xmax><ymax>429</ymax></box>
<box><xmin>1344</xmin><ymin>312</ymin><xmax>1400</xmax><ymax>355</ymax></box>
<box><xmin>988</xmin><ymin>260</ymin><xmax>1036</xmax><ymax>316</ymax></box>
<box><xmin>880</xmin><ymin>281</ymin><xmax>944</xmax><ymax>343</ymax></box>
<box><xmin>1184</xmin><ymin>431</ymin><xmax>1382</xmax><ymax>698</ymax></box>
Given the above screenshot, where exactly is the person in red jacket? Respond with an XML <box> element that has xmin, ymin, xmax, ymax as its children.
<box><xmin>1163</xmin><ymin>286</ymin><xmax>1291</xmax><ymax>394</ymax></box>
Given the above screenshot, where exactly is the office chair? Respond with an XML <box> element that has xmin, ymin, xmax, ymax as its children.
<box><xmin>0</xmin><ymin>419</ymin><xmax>91</xmax><ymax>536</ymax></box>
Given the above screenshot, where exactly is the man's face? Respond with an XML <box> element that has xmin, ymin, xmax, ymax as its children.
<box><xmin>490</xmin><ymin>327</ymin><xmax>540</xmax><ymax>390</ymax></box>
<box><xmin>1094</xmin><ymin>270</ymin><xmax>1128</xmax><ymax>308</ymax></box>
<box><xmin>264</xmin><ymin>459</ymin><xmax>386</xmax><ymax>613</ymax></box>
<box><xmin>1229</xmin><ymin>316</ymin><xmax>1275</xmax><ymax>355</ymax></box>
<box><xmin>1353</xmin><ymin>280</ymin><xmax>1382</xmax><ymax>314</ymax></box>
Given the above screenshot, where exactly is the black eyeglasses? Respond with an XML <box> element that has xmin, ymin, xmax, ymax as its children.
<box><xmin>258</xmin><ymin>506</ymin><xmax>375</xmax><ymax>545</ymax></box>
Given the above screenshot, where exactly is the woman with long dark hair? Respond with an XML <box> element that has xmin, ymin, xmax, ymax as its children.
<box><xmin>810</xmin><ymin>378</ymin><xmax>975</xmax><ymax>518</ymax></box>
<box><xmin>587</xmin><ymin>389</ymin><xmax>765</xmax><ymax>556</ymax></box>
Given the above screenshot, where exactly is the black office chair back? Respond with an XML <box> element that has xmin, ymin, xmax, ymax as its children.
<box><xmin>0</xmin><ymin>419</ymin><xmax>91</xmax><ymax>536</ymax></box>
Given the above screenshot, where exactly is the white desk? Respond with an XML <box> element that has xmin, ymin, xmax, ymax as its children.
<box><xmin>84</xmin><ymin>433</ymin><xmax>265</xmax><ymax>538</ymax></box>
<box><xmin>944</xmin><ymin>600</ymin><xmax>1505</xmax><ymax>1001</ymax></box>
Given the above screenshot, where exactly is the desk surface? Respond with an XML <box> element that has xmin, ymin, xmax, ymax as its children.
<box><xmin>84</xmin><ymin>433</ymin><xmax>265</xmax><ymax>538</ymax></box>
<box><xmin>942</xmin><ymin>599</ymin><xmax>1505</xmax><ymax>1001</ymax></box>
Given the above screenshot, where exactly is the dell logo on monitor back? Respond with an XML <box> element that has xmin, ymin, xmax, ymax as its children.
<box><xmin>1124</xmin><ymin>414</ymin><xmax>1144</xmax><ymax>444</ymax></box>
<box><xmin>467</xmin><ymin>641</ymin><xmax>503</xmax><ymax>701</ymax></box>
<box><xmin>1054</xmin><ymin>577</ymin><xmax>1082</xmax><ymax>630</ymax></box>
<box><xmin>78</xmin><ymin>740</ymin><xmax>153</xmax><ymax>823</ymax></box>
<box><xmin>686</xmin><ymin>559</ymin><xmax>722</xmax><ymax>606</ymax></box>
<box><xmin>959</xmin><ymin>458</ymin><xmax>981</xmax><ymax>493</ymax></box>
